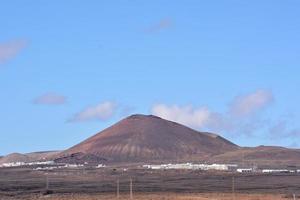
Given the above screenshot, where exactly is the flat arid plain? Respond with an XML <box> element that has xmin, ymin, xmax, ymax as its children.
<box><xmin>1</xmin><ymin>166</ymin><xmax>300</xmax><ymax>200</ymax></box>
<box><xmin>3</xmin><ymin>193</ymin><xmax>292</xmax><ymax>200</ymax></box>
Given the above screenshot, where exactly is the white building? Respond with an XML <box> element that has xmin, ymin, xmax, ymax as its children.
<box><xmin>262</xmin><ymin>169</ymin><xmax>289</xmax><ymax>173</ymax></box>
<box><xmin>96</xmin><ymin>164</ymin><xmax>106</xmax><ymax>168</ymax></box>
<box><xmin>0</xmin><ymin>162</ymin><xmax>26</xmax><ymax>167</ymax></box>
<box><xmin>143</xmin><ymin>163</ymin><xmax>235</xmax><ymax>171</ymax></box>
<box><xmin>237</xmin><ymin>168</ymin><xmax>253</xmax><ymax>173</ymax></box>
<box><xmin>0</xmin><ymin>160</ymin><xmax>55</xmax><ymax>168</ymax></box>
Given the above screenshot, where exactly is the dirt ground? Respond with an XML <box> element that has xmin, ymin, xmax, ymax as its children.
<box><xmin>1</xmin><ymin>167</ymin><xmax>300</xmax><ymax>199</ymax></box>
<box><xmin>1</xmin><ymin>193</ymin><xmax>294</xmax><ymax>200</ymax></box>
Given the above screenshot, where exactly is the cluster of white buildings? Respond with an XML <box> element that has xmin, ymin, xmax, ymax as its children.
<box><xmin>0</xmin><ymin>161</ymin><xmax>54</xmax><ymax>168</ymax></box>
<box><xmin>143</xmin><ymin>163</ymin><xmax>238</xmax><ymax>171</ymax></box>
<box><xmin>142</xmin><ymin>163</ymin><xmax>300</xmax><ymax>174</ymax></box>
<box><xmin>33</xmin><ymin>163</ymin><xmax>85</xmax><ymax>171</ymax></box>
<box><xmin>262</xmin><ymin>169</ymin><xmax>300</xmax><ymax>174</ymax></box>
<box><xmin>236</xmin><ymin>168</ymin><xmax>300</xmax><ymax>174</ymax></box>
<box><xmin>0</xmin><ymin>160</ymin><xmax>107</xmax><ymax>170</ymax></box>
<box><xmin>0</xmin><ymin>161</ymin><xmax>107</xmax><ymax>171</ymax></box>
<box><xmin>33</xmin><ymin>163</ymin><xmax>107</xmax><ymax>171</ymax></box>
<box><xmin>2</xmin><ymin>160</ymin><xmax>300</xmax><ymax>174</ymax></box>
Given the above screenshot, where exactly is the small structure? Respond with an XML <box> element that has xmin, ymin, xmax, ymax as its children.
<box><xmin>96</xmin><ymin>164</ymin><xmax>106</xmax><ymax>168</ymax></box>
<box><xmin>262</xmin><ymin>169</ymin><xmax>289</xmax><ymax>173</ymax></box>
<box><xmin>142</xmin><ymin>163</ymin><xmax>236</xmax><ymax>171</ymax></box>
<box><xmin>237</xmin><ymin>168</ymin><xmax>253</xmax><ymax>173</ymax></box>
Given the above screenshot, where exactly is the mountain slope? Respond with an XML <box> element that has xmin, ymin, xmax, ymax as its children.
<box><xmin>0</xmin><ymin>151</ymin><xmax>61</xmax><ymax>164</ymax></box>
<box><xmin>61</xmin><ymin>114</ymin><xmax>238</xmax><ymax>163</ymax></box>
<box><xmin>210</xmin><ymin>146</ymin><xmax>300</xmax><ymax>166</ymax></box>
<box><xmin>0</xmin><ymin>153</ymin><xmax>30</xmax><ymax>164</ymax></box>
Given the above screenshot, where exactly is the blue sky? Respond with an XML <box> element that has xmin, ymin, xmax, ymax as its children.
<box><xmin>1</xmin><ymin>1</ymin><xmax>300</xmax><ymax>155</ymax></box>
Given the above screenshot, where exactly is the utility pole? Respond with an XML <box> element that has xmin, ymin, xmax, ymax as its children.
<box><xmin>232</xmin><ymin>176</ymin><xmax>235</xmax><ymax>200</ymax></box>
<box><xmin>46</xmin><ymin>175</ymin><xmax>49</xmax><ymax>190</ymax></box>
<box><xmin>116</xmin><ymin>178</ymin><xmax>120</xmax><ymax>199</ymax></box>
<box><xmin>130</xmin><ymin>178</ymin><xmax>133</xmax><ymax>199</ymax></box>
<box><xmin>293</xmin><ymin>194</ymin><xmax>296</xmax><ymax>200</ymax></box>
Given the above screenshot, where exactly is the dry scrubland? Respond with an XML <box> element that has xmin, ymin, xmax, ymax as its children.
<box><xmin>1</xmin><ymin>167</ymin><xmax>300</xmax><ymax>200</ymax></box>
<box><xmin>6</xmin><ymin>193</ymin><xmax>289</xmax><ymax>200</ymax></box>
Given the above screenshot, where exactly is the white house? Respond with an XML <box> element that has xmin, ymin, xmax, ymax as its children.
<box><xmin>262</xmin><ymin>169</ymin><xmax>289</xmax><ymax>173</ymax></box>
<box><xmin>237</xmin><ymin>168</ymin><xmax>253</xmax><ymax>173</ymax></box>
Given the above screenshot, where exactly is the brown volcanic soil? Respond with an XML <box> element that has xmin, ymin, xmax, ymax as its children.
<box><xmin>0</xmin><ymin>193</ymin><xmax>290</xmax><ymax>200</ymax></box>
<box><xmin>60</xmin><ymin>114</ymin><xmax>238</xmax><ymax>163</ymax></box>
<box><xmin>1</xmin><ymin>167</ymin><xmax>300</xmax><ymax>198</ymax></box>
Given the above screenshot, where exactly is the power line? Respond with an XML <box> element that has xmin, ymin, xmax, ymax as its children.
<box><xmin>46</xmin><ymin>175</ymin><xmax>49</xmax><ymax>190</ymax></box>
<box><xmin>232</xmin><ymin>176</ymin><xmax>235</xmax><ymax>200</ymax></box>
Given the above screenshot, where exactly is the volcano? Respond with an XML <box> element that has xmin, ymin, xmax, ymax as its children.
<box><xmin>60</xmin><ymin>114</ymin><xmax>239</xmax><ymax>163</ymax></box>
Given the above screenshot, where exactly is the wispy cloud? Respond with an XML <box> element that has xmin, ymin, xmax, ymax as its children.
<box><xmin>33</xmin><ymin>93</ymin><xmax>67</xmax><ymax>105</ymax></box>
<box><xmin>269</xmin><ymin>120</ymin><xmax>300</xmax><ymax>139</ymax></box>
<box><xmin>151</xmin><ymin>89</ymin><xmax>275</xmax><ymax>137</ymax></box>
<box><xmin>144</xmin><ymin>18</ymin><xmax>172</xmax><ymax>33</ymax></box>
<box><xmin>69</xmin><ymin>101</ymin><xmax>117</xmax><ymax>122</ymax></box>
<box><xmin>151</xmin><ymin>104</ymin><xmax>213</xmax><ymax>129</ymax></box>
<box><xmin>268</xmin><ymin>119</ymin><xmax>300</xmax><ymax>148</ymax></box>
<box><xmin>0</xmin><ymin>40</ymin><xmax>27</xmax><ymax>64</ymax></box>
<box><xmin>229</xmin><ymin>90</ymin><xmax>274</xmax><ymax>117</ymax></box>
<box><xmin>151</xmin><ymin>89</ymin><xmax>299</xmax><ymax>146</ymax></box>
<box><xmin>119</xmin><ymin>105</ymin><xmax>135</xmax><ymax>117</ymax></box>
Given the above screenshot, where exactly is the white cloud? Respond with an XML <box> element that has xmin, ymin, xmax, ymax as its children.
<box><xmin>151</xmin><ymin>90</ymin><xmax>275</xmax><ymax>136</ymax></box>
<box><xmin>0</xmin><ymin>40</ymin><xmax>27</xmax><ymax>64</ymax></box>
<box><xmin>120</xmin><ymin>105</ymin><xmax>135</xmax><ymax>117</ymax></box>
<box><xmin>69</xmin><ymin>101</ymin><xmax>117</xmax><ymax>122</ymax></box>
<box><xmin>151</xmin><ymin>104</ymin><xmax>213</xmax><ymax>129</ymax></box>
<box><xmin>229</xmin><ymin>90</ymin><xmax>273</xmax><ymax>117</ymax></box>
<box><xmin>33</xmin><ymin>93</ymin><xmax>67</xmax><ymax>105</ymax></box>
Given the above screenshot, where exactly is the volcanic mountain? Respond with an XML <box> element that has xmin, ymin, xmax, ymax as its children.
<box><xmin>2</xmin><ymin>114</ymin><xmax>300</xmax><ymax>166</ymax></box>
<box><xmin>60</xmin><ymin>114</ymin><xmax>239</xmax><ymax>163</ymax></box>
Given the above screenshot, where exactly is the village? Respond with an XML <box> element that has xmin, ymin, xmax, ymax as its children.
<box><xmin>0</xmin><ymin>160</ymin><xmax>106</xmax><ymax>170</ymax></box>
<box><xmin>1</xmin><ymin>160</ymin><xmax>300</xmax><ymax>174</ymax></box>
<box><xmin>142</xmin><ymin>163</ymin><xmax>300</xmax><ymax>174</ymax></box>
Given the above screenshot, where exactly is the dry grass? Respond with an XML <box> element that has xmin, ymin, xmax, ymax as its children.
<box><xmin>31</xmin><ymin>193</ymin><xmax>287</xmax><ymax>200</ymax></box>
